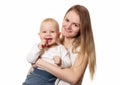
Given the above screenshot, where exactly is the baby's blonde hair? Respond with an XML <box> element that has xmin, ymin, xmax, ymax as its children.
<box><xmin>40</xmin><ymin>18</ymin><xmax>59</xmax><ymax>32</ymax></box>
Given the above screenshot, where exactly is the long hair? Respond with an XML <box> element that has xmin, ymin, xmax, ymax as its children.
<box><xmin>62</xmin><ymin>4</ymin><xmax>96</xmax><ymax>84</ymax></box>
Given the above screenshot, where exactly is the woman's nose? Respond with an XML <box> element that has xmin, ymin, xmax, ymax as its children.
<box><xmin>66</xmin><ymin>23</ymin><xmax>72</xmax><ymax>29</ymax></box>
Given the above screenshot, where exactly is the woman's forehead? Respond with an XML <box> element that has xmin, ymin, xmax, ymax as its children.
<box><xmin>65</xmin><ymin>10</ymin><xmax>80</xmax><ymax>24</ymax></box>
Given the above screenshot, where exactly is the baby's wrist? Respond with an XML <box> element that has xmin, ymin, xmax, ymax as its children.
<box><xmin>38</xmin><ymin>44</ymin><xmax>44</xmax><ymax>50</ymax></box>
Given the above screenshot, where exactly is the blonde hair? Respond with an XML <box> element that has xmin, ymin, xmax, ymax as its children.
<box><xmin>62</xmin><ymin>4</ymin><xmax>96</xmax><ymax>84</ymax></box>
<box><xmin>40</xmin><ymin>18</ymin><xmax>59</xmax><ymax>32</ymax></box>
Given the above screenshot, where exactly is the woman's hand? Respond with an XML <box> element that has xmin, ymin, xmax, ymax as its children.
<box><xmin>31</xmin><ymin>63</ymin><xmax>37</xmax><ymax>68</ymax></box>
<box><xmin>35</xmin><ymin>59</ymin><xmax>43</xmax><ymax>68</ymax></box>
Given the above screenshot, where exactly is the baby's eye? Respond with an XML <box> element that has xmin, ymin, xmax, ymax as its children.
<box><xmin>42</xmin><ymin>31</ymin><xmax>46</xmax><ymax>33</ymax></box>
<box><xmin>51</xmin><ymin>31</ymin><xmax>55</xmax><ymax>33</ymax></box>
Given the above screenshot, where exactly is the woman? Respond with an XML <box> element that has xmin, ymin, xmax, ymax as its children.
<box><xmin>35</xmin><ymin>4</ymin><xmax>96</xmax><ymax>85</ymax></box>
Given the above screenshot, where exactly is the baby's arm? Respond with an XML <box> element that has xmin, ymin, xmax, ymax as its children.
<box><xmin>27</xmin><ymin>38</ymin><xmax>49</xmax><ymax>64</ymax></box>
<box><xmin>27</xmin><ymin>43</ymin><xmax>44</xmax><ymax>64</ymax></box>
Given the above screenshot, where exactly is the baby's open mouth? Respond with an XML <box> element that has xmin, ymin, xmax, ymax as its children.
<box><xmin>45</xmin><ymin>38</ymin><xmax>52</xmax><ymax>44</ymax></box>
<box><xmin>42</xmin><ymin>38</ymin><xmax>52</xmax><ymax>48</ymax></box>
<box><xmin>45</xmin><ymin>38</ymin><xmax>52</xmax><ymax>40</ymax></box>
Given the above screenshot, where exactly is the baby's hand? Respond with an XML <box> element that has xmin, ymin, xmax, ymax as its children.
<box><xmin>53</xmin><ymin>56</ymin><xmax>61</xmax><ymax>66</ymax></box>
<box><xmin>39</xmin><ymin>39</ymin><xmax>48</xmax><ymax>49</ymax></box>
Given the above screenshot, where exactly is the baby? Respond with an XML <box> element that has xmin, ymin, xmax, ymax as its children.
<box><xmin>22</xmin><ymin>18</ymin><xmax>72</xmax><ymax>85</ymax></box>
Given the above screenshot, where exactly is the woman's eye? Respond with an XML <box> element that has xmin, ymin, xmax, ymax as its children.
<box><xmin>74</xmin><ymin>24</ymin><xmax>78</xmax><ymax>27</ymax></box>
<box><xmin>73</xmin><ymin>23</ymin><xmax>79</xmax><ymax>27</ymax></box>
<box><xmin>65</xmin><ymin>18</ymin><xmax>69</xmax><ymax>22</ymax></box>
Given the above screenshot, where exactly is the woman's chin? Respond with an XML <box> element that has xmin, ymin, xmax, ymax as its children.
<box><xmin>63</xmin><ymin>34</ymin><xmax>71</xmax><ymax>38</ymax></box>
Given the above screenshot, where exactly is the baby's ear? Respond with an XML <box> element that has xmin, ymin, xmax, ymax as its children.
<box><xmin>38</xmin><ymin>32</ymin><xmax>41</xmax><ymax>37</ymax></box>
<box><xmin>38</xmin><ymin>32</ymin><xmax>42</xmax><ymax>39</ymax></box>
<box><xmin>59</xmin><ymin>32</ymin><xmax>62</xmax><ymax>39</ymax></box>
<box><xmin>38</xmin><ymin>32</ymin><xmax>40</xmax><ymax>35</ymax></box>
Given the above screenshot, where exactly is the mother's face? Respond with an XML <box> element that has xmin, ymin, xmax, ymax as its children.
<box><xmin>62</xmin><ymin>10</ymin><xmax>80</xmax><ymax>38</ymax></box>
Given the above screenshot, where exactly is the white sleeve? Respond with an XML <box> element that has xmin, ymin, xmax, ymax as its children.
<box><xmin>27</xmin><ymin>43</ymin><xmax>44</xmax><ymax>64</ymax></box>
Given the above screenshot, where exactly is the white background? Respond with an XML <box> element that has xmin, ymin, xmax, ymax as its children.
<box><xmin>0</xmin><ymin>0</ymin><xmax>120</xmax><ymax>85</ymax></box>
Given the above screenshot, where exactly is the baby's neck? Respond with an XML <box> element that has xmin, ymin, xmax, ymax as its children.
<box><xmin>47</xmin><ymin>43</ymin><xmax>58</xmax><ymax>48</ymax></box>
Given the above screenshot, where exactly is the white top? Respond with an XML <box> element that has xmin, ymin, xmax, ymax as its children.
<box><xmin>27</xmin><ymin>43</ymin><xmax>72</xmax><ymax>68</ymax></box>
<box><xmin>55</xmin><ymin>46</ymin><xmax>80</xmax><ymax>85</ymax></box>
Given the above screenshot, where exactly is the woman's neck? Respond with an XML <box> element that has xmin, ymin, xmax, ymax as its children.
<box><xmin>63</xmin><ymin>38</ymin><xmax>75</xmax><ymax>50</ymax></box>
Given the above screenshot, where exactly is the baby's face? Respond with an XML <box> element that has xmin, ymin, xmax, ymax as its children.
<box><xmin>39</xmin><ymin>22</ymin><xmax>59</xmax><ymax>46</ymax></box>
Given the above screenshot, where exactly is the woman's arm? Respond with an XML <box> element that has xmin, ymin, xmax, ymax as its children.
<box><xmin>35</xmin><ymin>54</ymin><xmax>88</xmax><ymax>85</ymax></box>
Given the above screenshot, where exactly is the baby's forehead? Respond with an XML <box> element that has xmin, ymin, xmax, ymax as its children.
<box><xmin>43</xmin><ymin>21</ymin><xmax>58</xmax><ymax>26</ymax></box>
<box><xmin>41</xmin><ymin>22</ymin><xmax>59</xmax><ymax>30</ymax></box>
<box><xmin>43</xmin><ymin>22</ymin><xmax>55</xmax><ymax>26</ymax></box>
